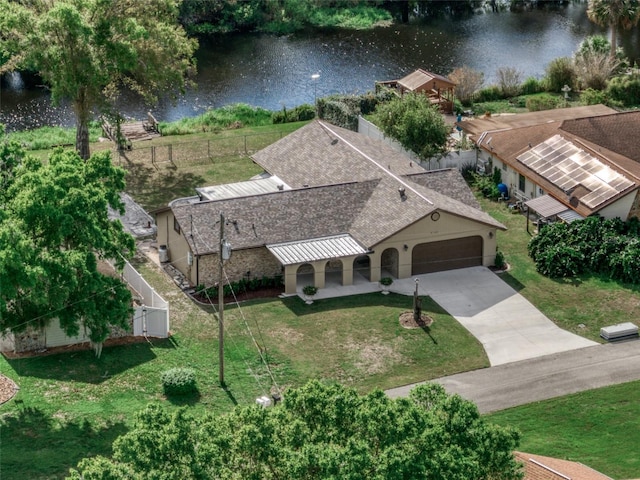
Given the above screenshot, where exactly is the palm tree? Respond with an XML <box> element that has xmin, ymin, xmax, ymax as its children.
<box><xmin>587</xmin><ymin>0</ymin><xmax>640</xmax><ymax>58</ymax></box>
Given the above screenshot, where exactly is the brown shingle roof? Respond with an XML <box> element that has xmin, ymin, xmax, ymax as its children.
<box><xmin>514</xmin><ymin>451</ymin><xmax>613</xmax><ymax>480</ymax></box>
<box><xmin>173</xmin><ymin>180</ymin><xmax>378</xmax><ymax>255</ymax></box>
<box><xmin>174</xmin><ymin>121</ymin><xmax>505</xmax><ymax>255</ymax></box>
<box><xmin>560</xmin><ymin>111</ymin><xmax>640</xmax><ymax>164</ymax></box>
<box><xmin>252</xmin><ymin>121</ymin><xmax>420</xmax><ymax>187</ymax></box>
<box><xmin>458</xmin><ymin>105</ymin><xmax>616</xmax><ymax>137</ymax></box>
<box><xmin>472</xmin><ymin>112</ymin><xmax>639</xmax><ymax>217</ymax></box>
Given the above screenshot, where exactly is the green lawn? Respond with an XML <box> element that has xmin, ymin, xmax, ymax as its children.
<box><xmin>486</xmin><ymin>380</ymin><xmax>640</xmax><ymax>479</ymax></box>
<box><xmin>0</xmin><ymin>251</ymin><xmax>487</xmax><ymax>480</ymax></box>
<box><xmin>3</xmin><ymin>124</ymin><xmax>640</xmax><ymax>479</ymax></box>
<box><xmin>480</xmin><ymin>197</ymin><xmax>640</xmax><ymax>342</ymax></box>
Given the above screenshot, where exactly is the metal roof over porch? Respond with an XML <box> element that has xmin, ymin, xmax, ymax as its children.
<box><xmin>267</xmin><ymin>234</ymin><xmax>368</xmax><ymax>265</ymax></box>
<box><xmin>524</xmin><ymin>195</ymin><xmax>569</xmax><ymax>218</ymax></box>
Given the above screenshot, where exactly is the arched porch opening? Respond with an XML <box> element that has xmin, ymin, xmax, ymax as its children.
<box><xmin>381</xmin><ymin>248</ymin><xmax>399</xmax><ymax>278</ymax></box>
<box><xmin>352</xmin><ymin>255</ymin><xmax>371</xmax><ymax>282</ymax></box>
<box><xmin>325</xmin><ymin>259</ymin><xmax>344</xmax><ymax>287</ymax></box>
<box><xmin>296</xmin><ymin>263</ymin><xmax>315</xmax><ymax>290</ymax></box>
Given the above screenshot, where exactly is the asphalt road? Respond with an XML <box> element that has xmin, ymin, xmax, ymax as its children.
<box><xmin>386</xmin><ymin>340</ymin><xmax>640</xmax><ymax>413</ymax></box>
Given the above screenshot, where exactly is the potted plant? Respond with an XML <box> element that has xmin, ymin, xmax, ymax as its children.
<box><xmin>379</xmin><ymin>277</ymin><xmax>393</xmax><ymax>294</ymax></box>
<box><xmin>302</xmin><ymin>285</ymin><xmax>318</xmax><ymax>304</ymax></box>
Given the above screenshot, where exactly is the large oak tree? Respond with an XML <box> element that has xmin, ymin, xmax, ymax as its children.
<box><xmin>0</xmin><ymin>0</ymin><xmax>197</xmax><ymax>159</ymax></box>
<box><xmin>67</xmin><ymin>381</ymin><xmax>523</xmax><ymax>479</ymax></box>
<box><xmin>0</xmin><ymin>134</ymin><xmax>135</xmax><ymax>354</ymax></box>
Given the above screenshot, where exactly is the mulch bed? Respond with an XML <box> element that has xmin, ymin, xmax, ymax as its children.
<box><xmin>0</xmin><ymin>374</ymin><xmax>19</xmax><ymax>405</ymax></box>
<box><xmin>192</xmin><ymin>287</ymin><xmax>285</xmax><ymax>304</ymax></box>
<box><xmin>399</xmin><ymin>311</ymin><xmax>434</xmax><ymax>329</ymax></box>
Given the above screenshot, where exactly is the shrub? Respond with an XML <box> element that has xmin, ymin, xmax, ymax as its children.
<box><xmin>520</xmin><ymin>77</ymin><xmax>544</xmax><ymax>95</ymax></box>
<box><xmin>161</xmin><ymin>368</ymin><xmax>198</xmax><ymax>396</ymax></box>
<box><xmin>272</xmin><ymin>104</ymin><xmax>316</xmax><ymax>124</ymax></box>
<box><xmin>474</xmin><ymin>85</ymin><xmax>503</xmax><ymax>103</ymax></box>
<box><xmin>580</xmin><ymin>88</ymin><xmax>609</xmax><ymax>106</ymax></box>
<box><xmin>544</xmin><ymin>57</ymin><xmax>577</xmax><ymax>93</ymax></box>
<box><xmin>606</xmin><ymin>73</ymin><xmax>640</xmax><ymax>107</ymax></box>
<box><xmin>526</xmin><ymin>94</ymin><xmax>563</xmax><ymax>112</ymax></box>
<box><xmin>494</xmin><ymin>251</ymin><xmax>505</xmax><ymax>270</ymax></box>
<box><xmin>472</xmin><ymin>172</ymin><xmax>500</xmax><ymax>199</ymax></box>
<box><xmin>379</xmin><ymin>277</ymin><xmax>393</xmax><ymax>286</ymax></box>
<box><xmin>302</xmin><ymin>285</ymin><xmax>318</xmax><ymax>296</ymax></box>
<box><xmin>496</xmin><ymin>66</ymin><xmax>523</xmax><ymax>98</ymax></box>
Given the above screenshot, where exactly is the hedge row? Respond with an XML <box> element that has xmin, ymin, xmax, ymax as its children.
<box><xmin>528</xmin><ymin>216</ymin><xmax>640</xmax><ymax>283</ymax></box>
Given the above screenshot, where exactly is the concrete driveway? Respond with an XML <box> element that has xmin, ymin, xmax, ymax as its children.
<box><xmin>390</xmin><ymin>266</ymin><xmax>597</xmax><ymax>366</ymax></box>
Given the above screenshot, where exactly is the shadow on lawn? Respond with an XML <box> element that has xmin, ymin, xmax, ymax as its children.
<box><xmin>4</xmin><ymin>338</ymin><xmax>175</xmax><ymax>384</ymax></box>
<box><xmin>280</xmin><ymin>292</ymin><xmax>448</xmax><ymax>317</ymax></box>
<box><xmin>0</xmin><ymin>406</ymin><xmax>127</xmax><ymax>480</ymax></box>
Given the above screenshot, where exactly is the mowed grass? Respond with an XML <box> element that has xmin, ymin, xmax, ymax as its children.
<box><xmin>480</xmin><ymin>197</ymin><xmax>640</xmax><ymax>342</ymax></box>
<box><xmin>3</xmin><ymin>125</ymin><xmax>640</xmax><ymax>479</ymax></box>
<box><xmin>0</xmin><ymin>251</ymin><xmax>487</xmax><ymax>480</ymax></box>
<box><xmin>486</xmin><ymin>380</ymin><xmax>640</xmax><ymax>479</ymax></box>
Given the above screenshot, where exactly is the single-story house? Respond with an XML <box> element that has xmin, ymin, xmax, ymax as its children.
<box><xmin>376</xmin><ymin>68</ymin><xmax>456</xmax><ymax>113</ymax></box>
<box><xmin>155</xmin><ymin>121</ymin><xmax>505</xmax><ymax>295</ymax></box>
<box><xmin>458</xmin><ymin>106</ymin><xmax>640</xmax><ymax>223</ymax></box>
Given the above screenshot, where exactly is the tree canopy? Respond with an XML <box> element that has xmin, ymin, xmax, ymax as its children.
<box><xmin>0</xmin><ymin>0</ymin><xmax>197</xmax><ymax>159</ymax></box>
<box><xmin>373</xmin><ymin>92</ymin><xmax>450</xmax><ymax>161</ymax></box>
<box><xmin>67</xmin><ymin>380</ymin><xmax>522</xmax><ymax>480</ymax></box>
<box><xmin>0</xmin><ymin>134</ymin><xmax>135</xmax><ymax>350</ymax></box>
<box><xmin>587</xmin><ymin>0</ymin><xmax>640</xmax><ymax>58</ymax></box>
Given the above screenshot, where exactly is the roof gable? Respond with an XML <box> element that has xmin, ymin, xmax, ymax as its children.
<box><xmin>397</xmin><ymin>69</ymin><xmax>456</xmax><ymax>91</ymax></box>
<box><xmin>252</xmin><ymin>121</ymin><xmax>420</xmax><ymax>187</ymax></box>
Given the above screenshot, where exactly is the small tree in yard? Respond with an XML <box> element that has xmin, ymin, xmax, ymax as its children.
<box><xmin>0</xmin><ymin>134</ymin><xmax>135</xmax><ymax>356</ymax></box>
<box><xmin>374</xmin><ymin>92</ymin><xmax>450</xmax><ymax>160</ymax></box>
<box><xmin>496</xmin><ymin>67</ymin><xmax>523</xmax><ymax>98</ymax></box>
<box><xmin>448</xmin><ymin>66</ymin><xmax>484</xmax><ymax>106</ymax></box>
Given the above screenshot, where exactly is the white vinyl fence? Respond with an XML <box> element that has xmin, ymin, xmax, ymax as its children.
<box><xmin>1</xmin><ymin>259</ymin><xmax>169</xmax><ymax>353</ymax></box>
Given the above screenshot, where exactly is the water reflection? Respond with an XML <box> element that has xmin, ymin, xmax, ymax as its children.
<box><xmin>1</xmin><ymin>2</ymin><xmax>633</xmax><ymax>132</ymax></box>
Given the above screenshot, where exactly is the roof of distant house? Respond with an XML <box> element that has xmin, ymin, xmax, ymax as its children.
<box><xmin>514</xmin><ymin>451</ymin><xmax>613</xmax><ymax>480</ymax></box>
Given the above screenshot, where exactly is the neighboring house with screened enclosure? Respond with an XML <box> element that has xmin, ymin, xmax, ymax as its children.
<box><xmin>458</xmin><ymin>106</ymin><xmax>640</xmax><ymax>225</ymax></box>
<box><xmin>155</xmin><ymin>121</ymin><xmax>505</xmax><ymax>295</ymax></box>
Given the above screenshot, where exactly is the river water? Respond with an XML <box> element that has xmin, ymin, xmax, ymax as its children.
<box><xmin>1</xmin><ymin>2</ymin><xmax>637</xmax><ymax>132</ymax></box>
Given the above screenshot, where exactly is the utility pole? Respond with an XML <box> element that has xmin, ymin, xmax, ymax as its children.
<box><xmin>218</xmin><ymin>213</ymin><xmax>231</xmax><ymax>386</ymax></box>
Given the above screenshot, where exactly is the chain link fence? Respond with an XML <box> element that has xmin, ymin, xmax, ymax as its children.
<box><xmin>115</xmin><ymin>130</ymin><xmax>288</xmax><ymax>168</ymax></box>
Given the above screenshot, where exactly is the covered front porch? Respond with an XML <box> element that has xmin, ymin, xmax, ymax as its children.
<box><xmin>267</xmin><ymin>234</ymin><xmax>403</xmax><ymax>295</ymax></box>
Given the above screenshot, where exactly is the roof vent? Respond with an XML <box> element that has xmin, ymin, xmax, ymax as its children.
<box><xmin>277</xmin><ymin>184</ymin><xmax>284</xmax><ymax>190</ymax></box>
<box><xmin>398</xmin><ymin>187</ymin><xmax>407</xmax><ymax>201</ymax></box>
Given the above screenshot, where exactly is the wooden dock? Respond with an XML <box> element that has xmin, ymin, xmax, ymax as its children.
<box><xmin>102</xmin><ymin>112</ymin><xmax>161</xmax><ymax>149</ymax></box>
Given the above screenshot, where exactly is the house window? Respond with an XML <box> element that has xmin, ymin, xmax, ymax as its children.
<box><xmin>518</xmin><ymin>174</ymin><xmax>525</xmax><ymax>192</ymax></box>
<box><xmin>173</xmin><ymin>217</ymin><xmax>181</xmax><ymax>234</ymax></box>
<box><xmin>502</xmin><ymin>163</ymin><xmax>507</xmax><ymax>171</ymax></box>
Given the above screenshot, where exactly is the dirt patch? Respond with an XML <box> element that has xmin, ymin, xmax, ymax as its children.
<box><xmin>399</xmin><ymin>311</ymin><xmax>434</xmax><ymax>329</ymax></box>
<box><xmin>0</xmin><ymin>374</ymin><xmax>19</xmax><ymax>405</ymax></box>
